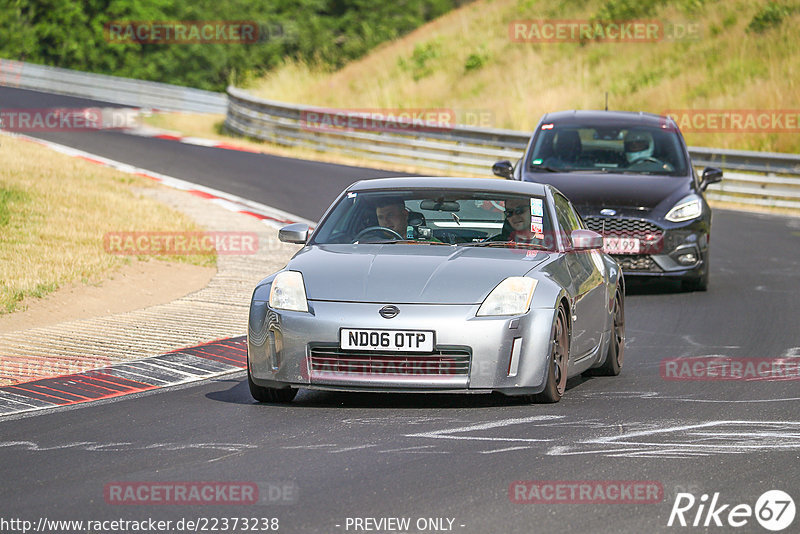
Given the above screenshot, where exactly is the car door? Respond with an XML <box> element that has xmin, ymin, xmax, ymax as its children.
<box><xmin>552</xmin><ymin>192</ymin><xmax>607</xmax><ymax>361</ymax></box>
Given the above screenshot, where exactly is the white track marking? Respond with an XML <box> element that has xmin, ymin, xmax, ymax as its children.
<box><xmin>479</xmin><ymin>445</ymin><xmax>532</xmax><ymax>454</ymax></box>
<box><xmin>547</xmin><ymin>420</ymin><xmax>800</xmax><ymax>458</ymax></box>
<box><xmin>405</xmin><ymin>415</ymin><xmax>563</xmax><ymax>442</ymax></box>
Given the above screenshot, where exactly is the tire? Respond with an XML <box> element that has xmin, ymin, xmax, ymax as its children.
<box><xmin>530</xmin><ymin>305</ymin><xmax>570</xmax><ymax>403</ymax></box>
<box><xmin>682</xmin><ymin>255</ymin><xmax>709</xmax><ymax>292</ymax></box>
<box><xmin>247</xmin><ymin>362</ymin><xmax>297</xmax><ymax>403</ymax></box>
<box><xmin>591</xmin><ymin>289</ymin><xmax>625</xmax><ymax>376</ymax></box>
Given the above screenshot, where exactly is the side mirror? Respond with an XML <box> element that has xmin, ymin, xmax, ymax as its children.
<box><xmin>700</xmin><ymin>167</ymin><xmax>723</xmax><ymax>191</ymax></box>
<box><xmin>278</xmin><ymin>223</ymin><xmax>309</xmax><ymax>244</ymax></box>
<box><xmin>571</xmin><ymin>229</ymin><xmax>603</xmax><ymax>251</ymax></box>
<box><xmin>492</xmin><ymin>160</ymin><xmax>514</xmax><ymax>180</ymax></box>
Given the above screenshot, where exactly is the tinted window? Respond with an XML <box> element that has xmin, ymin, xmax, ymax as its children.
<box><xmin>310</xmin><ymin>189</ymin><xmax>554</xmax><ymax>249</ymax></box>
<box><xmin>529</xmin><ymin>124</ymin><xmax>687</xmax><ymax>175</ymax></box>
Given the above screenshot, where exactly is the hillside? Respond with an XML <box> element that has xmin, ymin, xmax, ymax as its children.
<box><xmin>0</xmin><ymin>0</ymin><xmax>464</xmax><ymax>91</ymax></box>
<box><xmin>249</xmin><ymin>0</ymin><xmax>800</xmax><ymax>153</ymax></box>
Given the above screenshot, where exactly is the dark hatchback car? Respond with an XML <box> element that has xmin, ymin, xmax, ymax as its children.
<box><xmin>493</xmin><ymin>110</ymin><xmax>722</xmax><ymax>290</ymax></box>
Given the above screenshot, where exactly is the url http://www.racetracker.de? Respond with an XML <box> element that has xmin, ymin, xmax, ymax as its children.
<box><xmin>0</xmin><ymin>517</ymin><xmax>281</xmax><ymax>533</ymax></box>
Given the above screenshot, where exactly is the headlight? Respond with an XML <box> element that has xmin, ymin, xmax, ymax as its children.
<box><xmin>665</xmin><ymin>197</ymin><xmax>702</xmax><ymax>222</ymax></box>
<box><xmin>477</xmin><ymin>277</ymin><xmax>537</xmax><ymax>317</ymax></box>
<box><xmin>269</xmin><ymin>271</ymin><xmax>308</xmax><ymax>312</ymax></box>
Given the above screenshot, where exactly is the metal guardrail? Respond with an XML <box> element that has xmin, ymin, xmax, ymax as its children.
<box><xmin>688</xmin><ymin>147</ymin><xmax>800</xmax><ymax>209</ymax></box>
<box><xmin>226</xmin><ymin>86</ymin><xmax>800</xmax><ymax>211</ymax></box>
<box><xmin>1</xmin><ymin>59</ymin><xmax>797</xmax><ymax>211</ymax></box>
<box><xmin>0</xmin><ymin>59</ymin><xmax>226</xmax><ymax>114</ymax></box>
<box><xmin>224</xmin><ymin>86</ymin><xmax>527</xmax><ymax>173</ymax></box>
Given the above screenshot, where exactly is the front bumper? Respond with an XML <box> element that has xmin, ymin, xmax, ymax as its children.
<box><xmin>582</xmin><ymin>215</ymin><xmax>709</xmax><ymax>280</ymax></box>
<box><xmin>248</xmin><ymin>300</ymin><xmax>558</xmax><ymax>396</ymax></box>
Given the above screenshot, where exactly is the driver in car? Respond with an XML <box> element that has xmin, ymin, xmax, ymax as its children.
<box><xmin>370</xmin><ymin>197</ymin><xmax>442</xmax><ymax>242</ymax></box>
<box><xmin>375</xmin><ymin>198</ymin><xmax>409</xmax><ymax>238</ymax></box>
<box><xmin>624</xmin><ymin>130</ymin><xmax>655</xmax><ymax>164</ymax></box>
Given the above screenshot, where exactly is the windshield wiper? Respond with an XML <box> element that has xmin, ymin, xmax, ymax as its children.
<box><xmin>529</xmin><ymin>164</ymin><xmax>562</xmax><ymax>173</ymax></box>
<box><xmin>566</xmin><ymin>168</ymin><xmax>612</xmax><ymax>173</ymax></box>
<box><xmin>359</xmin><ymin>239</ymin><xmax>451</xmax><ymax>245</ymax></box>
<box><xmin>460</xmin><ymin>241</ymin><xmax>550</xmax><ymax>250</ymax></box>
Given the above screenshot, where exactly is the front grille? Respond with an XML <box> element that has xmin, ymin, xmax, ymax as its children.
<box><xmin>612</xmin><ymin>255</ymin><xmax>663</xmax><ymax>272</ymax></box>
<box><xmin>309</xmin><ymin>347</ymin><xmax>471</xmax><ymax>378</ymax></box>
<box><xmin>583</xmin><ymin>216</ymin><xmax>663</xmax><ymax>239</ymax></box>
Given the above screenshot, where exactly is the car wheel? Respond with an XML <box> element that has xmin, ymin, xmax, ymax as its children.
<box><xmin>530</xmin><ymin>305</ymin><xmax>569</xmax><ymax>403</ymax></box>
<box><xmin>247</xmin><ymin>362</ymin><xmax>298</xmax><ymax>403</ymax></box>
<box><xmin>591</xmin><ymin>289</ymin><xmax>625</xmax><ymax>376</ymax></box>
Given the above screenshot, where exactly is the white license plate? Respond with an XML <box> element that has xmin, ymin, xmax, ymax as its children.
<box><xmin>340</xmin><ymin>328</ymin><xmax>435</xmax><ymax>352</ymax></box>
<box><xmin>603</xmin><ymin>237</ymin><xmax>641</xmax><ymax>254</ymax></box>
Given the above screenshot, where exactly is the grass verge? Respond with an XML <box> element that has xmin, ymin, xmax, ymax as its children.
<box><xmin>0</xmin><ymin>134</ymin><xmax>214</xmax><ymax>314</ymax></box>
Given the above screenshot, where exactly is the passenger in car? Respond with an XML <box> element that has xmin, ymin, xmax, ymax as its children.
<box><xmin>489</xmin><ymin>198</ymin><xmax>543</xmax><ymax>244</ymax></box>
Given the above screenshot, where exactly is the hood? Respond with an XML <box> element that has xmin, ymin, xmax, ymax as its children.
<box><xmin>524</xmin><ymin>172</ymin><xmax>691</xmax><ymax>211</ymax></box>
<box><xmin>287</xmin><ymin>244</ymin><xmax>550</xmax><ymax>304</ymax></box>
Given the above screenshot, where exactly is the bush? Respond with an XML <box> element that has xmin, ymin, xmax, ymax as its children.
<box><xmin>747</xmin><ymin>2</ymin><xmax>794</xmax><ymax>33</ymax></box>
<box><xmin>464</xmin><ymin>48</ymin><xmax>488</xmax><ymax>73</ymax></box>
<box><xmin>398</xmin><ymin>40</ymin><xmax>442</xmax><ymax>81</ymax></box>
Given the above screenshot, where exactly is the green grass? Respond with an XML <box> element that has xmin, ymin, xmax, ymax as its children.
<box><xmin>0</xmin><ymin>187</ymin><xmax>29</xmax><ymax>229</ymax></box>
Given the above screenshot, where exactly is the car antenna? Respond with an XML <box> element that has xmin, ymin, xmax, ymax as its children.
<box><xmin>604</xmin><ymin>92</ymin><xmax>608</xmax><ymax>111</ymax></box>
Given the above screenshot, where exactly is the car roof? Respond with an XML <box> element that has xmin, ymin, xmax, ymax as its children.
<box><xmin>538</xmin><ymin>110</ymin><xmax>674</xmax><ymax>129</ymax></box>
<box><xmin>347</xmin><ymin>176</ymin><xmax>549</xmax><ymax>196</ymax></box>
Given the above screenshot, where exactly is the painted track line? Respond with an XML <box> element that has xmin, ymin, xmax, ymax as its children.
<box><xmin>0</xmin><ymin>336</ymin><xmax>247</xmax><ymax>417</ymax></box>
<box><xmin>0</xmin><ymin>130</ymin><xmax>309</xmax><ymax>415</ymax></box>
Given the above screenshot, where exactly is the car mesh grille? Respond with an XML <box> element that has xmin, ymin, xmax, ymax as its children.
<box><xmin>309</xmin><ymin>347</ymin><xmax>470</xmax><ymax>377</ymax></box>
<box><xmin>583</xmin><ymin>216</ymin><xmax>663</xmax><ymax>239</ymax></box>
<box><xmin>612</xmin><ymin>255</ymin><xmax>663</xmax><ymax>272</ymax></box>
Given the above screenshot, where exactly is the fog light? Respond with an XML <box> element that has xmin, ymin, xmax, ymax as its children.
<box><xmin>677</xmin><ymin>253</ymin><xmax>697</xmax><ymax>265</ymax></box>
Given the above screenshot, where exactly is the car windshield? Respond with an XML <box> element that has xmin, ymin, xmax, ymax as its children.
<box><xmin>529</xmin><ymin>124</ymin><xmax>688</xmax><ymax>175</ymax></box>
<box><xmin>309</xmin><ymin>189</ymin><xmax>555</xmax><ymax>249</ymax></box>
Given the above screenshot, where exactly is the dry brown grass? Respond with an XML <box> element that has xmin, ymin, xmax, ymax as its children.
<box><xmin>249</xmin><ymin>0</ymin><xmax>800</xmax><ymax>153</ymax></box>
<box><xmin>0</xmin><ymin>134</ymin><xmax>214</xmax><ymax>314</ymax></box>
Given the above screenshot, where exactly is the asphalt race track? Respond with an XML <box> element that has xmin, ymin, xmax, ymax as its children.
<box><xmin>0</xmin><ymin>86</ymin><xmax>403</xmax><ymax>221</ymax></box>
<box><xmin>2</xmin><ymin>87</ymin><xmax>800</xmax><ymax>533</ymax></box>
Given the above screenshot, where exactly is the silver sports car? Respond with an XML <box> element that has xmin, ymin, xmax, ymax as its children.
<box><xmin>247</xmin><ymin>177</ymin><xmax>625</xmax><ymax>403</ymax></box>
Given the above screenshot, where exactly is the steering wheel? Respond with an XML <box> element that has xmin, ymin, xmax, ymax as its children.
<box><xmin>353</xmin><ymin>226</ymin><xmax>404</xmax><ymax>243</ymax></box>
<box><xmin>629</xmin><ymin>156</ymin><xmax>662</xmax><ymax>165</ymax></box>
<box><xmin>628</xmin><ymin>156</ymin><xmax>674</xmax><ymax>171</ymax></box>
